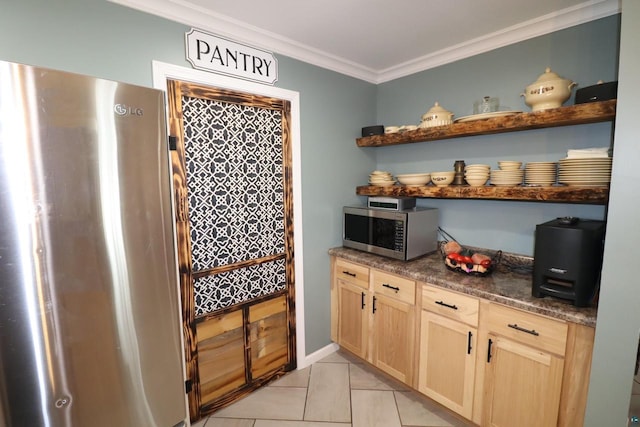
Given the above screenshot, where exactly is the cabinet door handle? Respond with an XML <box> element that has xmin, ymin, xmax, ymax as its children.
<box><xmin>382</xmin><ymin>283</ymin><xmax>400</xmax><ymax>292</ymax></box>
<box><xmin>342</xmin><ymin>270</ymin><xmax>356</xmax><ymax>277</ymax></box>
<box><xmin>435</xmin><ymin>300</ymin><xmax>458</xmax><ymax>310</ymax></box>
<box><xmin>467</xmin><ymin>331</ymin><xmax>473</xmax><ymax>355</ymax></box>
<box><xmin>372</xmin><ymin>296</ymin><xmax>377</xmax><ymax>314</ymax></box>
<box><xmin>361</xmin><ymin>292</ymin><xmax>366</xmax><ymax>310</ymax></box>
<box><xmin>507</xmin><ymin>323</ymin><xmax>540</xmax><ymax>336</ymax></box>
<box><xmin>487</xmin><ymin>338</ymin><xmax>493</xmax><ymax>363</ymax></box>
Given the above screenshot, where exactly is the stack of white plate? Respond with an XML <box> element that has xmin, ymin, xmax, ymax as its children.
<box><xmin>464</xmin><ymin>164</ymin><xmax>490</xmax><ymax>186</ymax></box>
<box><xmin>369</xmin><ymin>170</ymin><xmax>396</xmax><ymax>186</ymax></box>
<box><xmin>490</xmin><ymin>169</ymin><xmax>524</xmax><ymax>186</ymax></box>
<box><xmin>524</xmin><ymin>162</ymin><xmax>557</xmax><ymax>186</ymax></box>
<box><xmin>558</xmin><ymin>158</ymin><xmax>613</xmax><ymax>187</ymax></box>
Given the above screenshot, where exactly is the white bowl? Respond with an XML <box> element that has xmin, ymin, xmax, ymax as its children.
<box><xmin>369</xmin><ymin>180</ymin><xmax>396</xmax><ymax>187</ymax></box>
<box><xmin>465</xmin><ymin>168</ymin><xmax>491</xmax><ymax>174</ymax></box>
<box><xmin>396</xmin><ymin>173</ymin><xmax>431</xmax><ymax>186</ymax></box>
<box><xmin>466</xmin><ymin>176</ymin><xmax>488</xmax><ymax>186</ymax></box>
<box><xmin>498</xmin><ymin>161</ymin><xmax>523</xmax><ymax>170</ymax></box>
<box><xmin>431</xmin><ymin>171</ymin><xmax>455</xmax><ymax>187</ymax></box>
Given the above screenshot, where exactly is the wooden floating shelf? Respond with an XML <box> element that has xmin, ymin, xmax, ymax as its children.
<box><xmin>356</xmin><ymin>185</ymin><xmax>609</xmax><ymax>205</ymax></box>
<box><xmin>356</xmin><ymin>100</ymin><xmax>616</xmax><ymax>147</ymax></box>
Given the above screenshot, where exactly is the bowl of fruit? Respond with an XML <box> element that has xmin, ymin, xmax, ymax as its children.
<box><xmin>439</xmin><ymin>236</ymin><xmax>501</xmax><ymax>277</ymax></box>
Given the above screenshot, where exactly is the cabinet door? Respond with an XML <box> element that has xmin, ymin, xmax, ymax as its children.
<box><xmin>418</xmin><ymin>311</ymin><xmax>476</xmax><ymax>419</ymax></box>
<box><xmin>371</xmin><ymin>293</ymin><xmax>415</xmax><ymax>383</ymax></box>
<box><xmin>483</xmin><ymin>334</ymin><xmax>564</xmax><ymax>427</ymax></box>
<box><xmin>337</xmin><ymin>280</ymin><xmax>369</xmax><ymax>358</ymax></box>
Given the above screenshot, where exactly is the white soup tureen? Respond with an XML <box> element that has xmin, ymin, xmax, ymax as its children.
<box><xmin>521</xmin><ymin>67</ymin><xmax>577</xmax><ymax>112</ymax></box>
<box><xmin>419</xmin><ymin>102</ymin><xmax>454</xmax><ymax>128</ymax></box>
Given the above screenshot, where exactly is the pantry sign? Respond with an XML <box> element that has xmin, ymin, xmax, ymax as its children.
<box><xmin>185</xmin><ymin>29</ymin><xmax>278</xmax><ymax>85</ymax></box>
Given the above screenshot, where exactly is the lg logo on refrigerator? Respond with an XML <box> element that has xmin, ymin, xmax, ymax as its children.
<box><xmin>114</xmin><ymin>104</ymin><xmax>144</xmax><ymax>116</ymax></box>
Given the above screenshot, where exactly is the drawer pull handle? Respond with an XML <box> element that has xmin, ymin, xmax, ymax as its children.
<box><xmin>508</xmin><ymin>323</ymin><xmax>539</xmax><ymax>336</ymax></box>
<box><xmin>372</xmin><ymin>296</ymin><xmax>377</xmax><ymax>314</ymax></box>
<box><xmin>383</xmin><ymin>283</ymin><xmax>400</xmax><ymax>292</ymax></box>
<box><xmin>487</xmin><ymin>338</ymin><xmax>493</xmax><ymax>363</ymax></box>
<box><xmin>343</xmin><ymin>271</ymin><xmax>356</xmax><ymax>277</ymax></box>
<box><xmin>361</xmin><ymin>292</ymin><xmax>366</xmax><ymax>310</ymax></box>
<box><xmin>467</xmin><ymin>331</ymin><xmax>473</xmax><ymax>355</ymax></box>
<box><xmin>435</xmin><ymin>300</ymin><xmax>458</xmax><ymax>310</ymax></box>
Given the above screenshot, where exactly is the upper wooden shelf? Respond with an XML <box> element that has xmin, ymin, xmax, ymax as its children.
<box><xmin>356</xmin><ymin>100</ymin><xmax>617</xmax><ymax>147</ymax></box>
<box><xmin>356</xmin><ymin>184</ymin><xmax>609</xmax><ymax>204</ymax></box>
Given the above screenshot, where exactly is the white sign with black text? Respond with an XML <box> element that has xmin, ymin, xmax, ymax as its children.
<box><xmin>185</xmin><ymin>29</ymin><xmax>278</xmax><ymax>85</ymax></box>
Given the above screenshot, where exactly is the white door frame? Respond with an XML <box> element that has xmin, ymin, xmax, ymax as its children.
<box><xmin>152</xmin><ymin>60</ymin><xmax>306</xmax><ymax>367</ymax></box>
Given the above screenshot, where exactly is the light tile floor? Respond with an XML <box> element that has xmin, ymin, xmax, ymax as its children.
<box><xmin>192</xmin><ymin>350</ymin><xmax>474</xmax><ymax>427</ymax></box>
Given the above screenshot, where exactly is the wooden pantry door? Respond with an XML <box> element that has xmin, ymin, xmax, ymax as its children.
<box><xmin>166</xmin><ymin>79</ymin><xmax>296</xmax><ymax>421</ymax></box>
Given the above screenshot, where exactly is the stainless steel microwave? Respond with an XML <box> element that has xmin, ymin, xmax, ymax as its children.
<box><xmin>342</xmin><ymin>206</ymin><xmax>439</xmax><ymax>261</ymax></box>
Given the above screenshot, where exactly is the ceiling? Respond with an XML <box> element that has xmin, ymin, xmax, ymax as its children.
<box><xmin>111</xmin><ymin>0</ymin><xmax>620</xmax><ymax>83</ymax></box>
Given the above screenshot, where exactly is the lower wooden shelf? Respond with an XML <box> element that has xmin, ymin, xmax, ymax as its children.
<box><xmin>356</xmin><ymin>185</ymin><xmax>609</xmax><ymax>204</ymax></box>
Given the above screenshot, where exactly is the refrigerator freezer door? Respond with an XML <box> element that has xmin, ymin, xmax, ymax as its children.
<box><xmin>0</xmin><ymin>61</ymin><xmax>187</xmax><ymax>426</ymax></box>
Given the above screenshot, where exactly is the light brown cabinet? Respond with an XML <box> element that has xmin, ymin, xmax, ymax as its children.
<box><xmin>334</xmin><ymin>258</ymin><xmax>369</xmax><ymax>358</ymax></box>
<box><xmin>337</xmin><ymin>280</ymin><xmax>368</xmax><ymax>358</ymax></box>
<box><xmin>370</xmin><ymin>270</ymin><xmax>416</xmax><ymax>383</ymax></box>
<box><xmin>331</xmin><ymin>258</ymin><xmax>417</xmax><ymax>383</ymax></box>
<box><xmin>481</xmin><ymin>303</ymin><xmax>567</xmax><ymax>427</ymax></box>
<box><xmin>418</xmin><ymin>285</ymin><xmax>479</xmax><ymax>419</ymax></box>
<box><xmin>330</xmin><ymin>255</ymin><xmax>595</xmax><ymax>427</ymax></box>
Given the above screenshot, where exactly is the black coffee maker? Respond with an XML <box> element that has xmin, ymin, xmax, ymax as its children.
<box><xmin>532</xmin><ymin>217</ymin><xmax>606</xmax><ymax>307</ymax></box>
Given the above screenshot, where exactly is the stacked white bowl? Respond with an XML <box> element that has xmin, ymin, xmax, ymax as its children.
<box><xmin>464</xmin><ymin>164</ymin><xmax>490</xmax><ymax>186</ymax></box>
<box><xmin>491</xmin><ymin>161</ymin><xmax>524</xmax><ymax>186</ymax></box>
<box><xmin>369</xmin><ymin>170</ymin><xmax>396</xmax><ymax>186</ymax></box>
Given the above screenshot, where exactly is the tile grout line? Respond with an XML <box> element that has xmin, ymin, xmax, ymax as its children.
<box><xmin>301</xmin><ymin>363</ymin><xmax>313</xmax><ymax>422</ymax></box>
<box><xmin>391</xmin><ymin>390</ymin><xmax>404</xmax><ymax>427</ymax></box>
<box><xmin>348</xmin><ymin>362</ymin><xmax>354</xmax><ymax>427</ymax></box>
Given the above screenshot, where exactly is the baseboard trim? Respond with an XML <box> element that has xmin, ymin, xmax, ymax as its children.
<box><xmin>298</xmin><ymin>342</ymin><xmax>339</xmax><ymax>369</ymax></box>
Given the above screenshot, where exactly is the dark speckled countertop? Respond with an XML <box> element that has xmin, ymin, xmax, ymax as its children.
<box><xmin>329</xmin><ymin>246</ymin><xmax>597</xmax><ymax>327</ymax></box>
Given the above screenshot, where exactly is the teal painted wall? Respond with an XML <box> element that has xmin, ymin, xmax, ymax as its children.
<box><xmin>585</xmin><ymin>1</ymin><xmax>640</xmax><ymax>425</ymax></box>
<box><xmin>0</xmin><ymin>0</ymin><xmax>190</xmax><ymax>85</ymax></box>
<box><xmin>374</xmin><ymin>15</ymin><xmax>620</xmax><ymax>256</ymax></box>
<box><xmin>0</xmin><ymin>0</ymin><xmax>377</xmax><ymax>356</ymax></box>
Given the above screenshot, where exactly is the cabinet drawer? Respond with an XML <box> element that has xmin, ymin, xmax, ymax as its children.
<box><xmin>372</xmin><ymin>270</ymin><xmax>415</xmax><ymax>305</ymax></box>
<box><xmin>335</xmin><ymin>258</ymin><xmax>369</xmax><ymax>289</ymax></box>
<box><xmin>487</xmin><ymin>303</ymin><xmax>568</xmax><ymax>356</ymax></box>
<box><xmin>421</xmin><ymin>285</ymin><xmax>479</xmax><ymax>327</ymax></box>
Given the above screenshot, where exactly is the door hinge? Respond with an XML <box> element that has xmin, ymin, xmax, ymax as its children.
<box><xmin>169</xmin><ymin>136</ymin><xmax>178</xmax><ymax>151</ymax></box>
<box><xmin>185</xmin><ymin>379</ymin><xmax>193</xmax><ymax>393</ymax></box>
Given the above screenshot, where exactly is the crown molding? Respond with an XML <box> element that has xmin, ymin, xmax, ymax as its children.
<box><xmin>376</xmin><ymin>0</ymin><xmax>621</xmax><ymax>83</ymax></box>
<box><xmin>110</xmin><ymin>0</ymin><xmax>620</xmax><ymax>84</ymax></box>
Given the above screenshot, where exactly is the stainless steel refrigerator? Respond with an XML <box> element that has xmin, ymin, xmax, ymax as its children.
<box><xmin>0</xmin><ymin>60</ymin><xmax>187</xmax><ymax>427</ymax></box>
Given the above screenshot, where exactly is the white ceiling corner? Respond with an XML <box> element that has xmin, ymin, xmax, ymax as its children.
<box><xmin>110</xmin><ymin>0</ymin><xmax>620</xmax><ymax>84</ymax></box>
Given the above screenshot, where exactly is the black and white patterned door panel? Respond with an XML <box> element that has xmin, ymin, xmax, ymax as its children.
<box><xmin>182</xmin><ymin>96</ymin><xmax>286</xmax><ymax>314</ymax></box>
<box><xmin>194</xmin><ymin>259</ymin><xmax>286</xmax><ymax>315</ymax></box>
